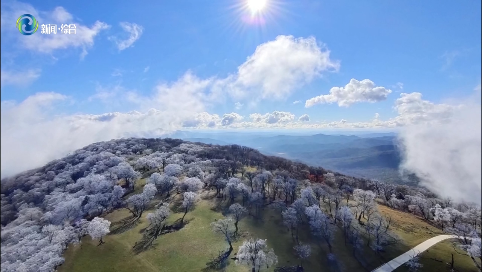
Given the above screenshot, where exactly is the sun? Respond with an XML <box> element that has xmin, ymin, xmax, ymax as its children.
<box><xmin>247</xmin><ymin>0</ymin><xmax>267</xmax><ymax>14</ymax></box>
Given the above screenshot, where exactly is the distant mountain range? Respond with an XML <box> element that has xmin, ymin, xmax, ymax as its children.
<box><xmin>169</xmin><ymin>130</ymin><xmax>412</xmax><ymax>183</ymax></box>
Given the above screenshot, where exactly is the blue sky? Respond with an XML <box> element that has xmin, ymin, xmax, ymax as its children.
<box><xmin>2</xmin><ymin>0</ymin><xmax>480</xmax><ymax>122</ymax></box>
<box><xmin>1</xmin><ymin>0</ymin><xmax>481</xmax><ymax>176</ymax></box>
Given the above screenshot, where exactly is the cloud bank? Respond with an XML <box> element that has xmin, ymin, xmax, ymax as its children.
<box><xmin>398</xmin><ymin>99</ymin><xmax>481</xmax><ymax>205</ymax></box>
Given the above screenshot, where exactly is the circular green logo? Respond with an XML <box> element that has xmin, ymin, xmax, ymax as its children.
<box><xmin>16</xmin><ymin>14</ymin><xmax>39</xmax><ymax>35</ymax></box>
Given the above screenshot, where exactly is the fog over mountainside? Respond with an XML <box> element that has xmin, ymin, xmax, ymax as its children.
<box><xmin>398</xmin><ymin>100</ymin><xmax>482</xmax><ymax>205</ymax></box>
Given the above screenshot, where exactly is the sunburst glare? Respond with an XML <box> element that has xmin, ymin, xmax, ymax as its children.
<box><xmin>247</xmin><ymin>0</ymin><xmax>268</xmax><ymax>15</ymax></box>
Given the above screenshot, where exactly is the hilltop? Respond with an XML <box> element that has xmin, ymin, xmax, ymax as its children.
<box><xmin>1</xmin><ymin>138</ymin><xmax>480</xmax><ymax>272</ymax></box>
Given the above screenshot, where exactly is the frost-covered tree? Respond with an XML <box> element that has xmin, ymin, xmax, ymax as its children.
<box><xmin>341</xmin><ymin>184</ymin><xmax>354</xmax><ymax>204</ymax></box>
<box><xmin>148</xmin><ymin>173</ymin><xmax>178</xmax><ymax>197</ymax></box>
<box><xmin>87</xmin><ymin>217</ymin><xmax>111</xmax><ymax>245</ymax></box>
<box><xmin>181</xmin><ymin>192</ymin><xmax>197</xmax><ymax>223</ymax></box>
<box><xmin>388</xmin><ymin>193</ymin><xmax>405</xmax><ymax>210</ymax></box>
<box><xmin>213</xmin><ymin>178</ymin><xmax>228</xmax><ymax>197</ymax></box>
<box><xmin>305</xmin><ymin>205</ymin><xmax>335</xmax><ymax>252</ymax></box>
<box><xmin>408</xmin><ymin>195</ymin><xmax>433</xmax><ymax>220</ymax></box>
<box><xmin>291</xmin><ymin>198</ymin><xmax>306</xmax><ymax>223</ymax></box>
<box><xmin>228</xmin><ymin>203</ymin><xmax>248</xmax><ymax>236</ymax></box>
<box><xmin>282</xmin><ymin>207</ymin><xmax>300</xmax><ymax>241</ymax></box>
<box><xmin>135</xmin><ymin>157</ymin><xmax>160</xmax><ymax>171</ymax></box>
<box><xmin>235</xmin><ymin>238</ymin><xmax>278</xmax><ymax>272</ymax></box>
<box><xmin>353</xmin><ymin>189</ymin><xmax>376</xmax><ymax>222</ymax></box>
<box><xmin>143</xmin><ymin>183</ymin><xmax>158</xmax><ymax>199</ymax></box>
<box><xmin>111</xmin><ymin>162</ymin><xmax>140</xmax><ymax>190</ymax></box>
<box><xmin>337</xmin><ymin>206</ymin><xmax>354</xmax><ymax>245</ymax></box>
<box><xmin>447</xmin><ymin>207</ymin><xmax>464</xmax><ymax>228</ymax></box>
<box><xmin>187</xmin><ymin>165</ymin><xmax>204</xmax><ymax>180</ymax></box>
<box><xmin>369</xmin><ymin>214</ymin><xmax>390</xmax><ymax>253</ymax></box>
<box><xmin>312</xmin><ymin>183</ymin><xmax>325</xmax><ymax>206</ymax></box>
<box><xmin>301</xmin><ymin>187</ymin><xmax>317</xmax><ymax>206</ymax></box>
<box><xmin>431</xmin><ymin>204</ymin><xmax>451</xmax><ymax>231</ymax></box>
<box><xmin>164</xmin><ymin>164</ymin><xmax>183</xmax><ymax>177</ymax></box>
<box><xmin>126</xmin><ymin>193</ymin><xmax>150</xmax><ymax>218</ymax></box>
<box><xmin>237</xmin><ymin>183</ymin><xmax>250</xmax><ymax>206</ymax></box>
<box><xmin>463</xmin><ymin>238</ymin><xmax>481</xmax><ymax>270</ymax></box>
<box><xmin>254</xmin><ymin>172</ymin><xmax>272</xmax><ymax>199</ymax></box>
<box><xmin>293</xmin><ymin>244</ymin><xmax>311</xmax><ymax>268</ymax></box>
<box><xmin>179</xmin><ymin>177</ymin><xmax>204</xmax><ymax>193</ymax></box>
<box><xmin>283</xmin><ymin>178</ymin><xmax>298</xmax><ymax>203</ymax></box>
<box><xmin>447</xmin><ymin>222</ymin><xmax>478</xmax><ymax>245</ymax></box>
<box><xmin>42</xmin><ymin>224</ymin><xmax>62</xmax><ymax>243</ymax></box>
<box><xmin>112</xmin><ymin>185</ymin><xmax>126</xmax><ymax>207</ymax></box>
<box><xmin>464</xmin><ymin>207</ymin><xmax>482</xmax><ymax>230</ymax></box>
<box><xmin>245</xmin><ymin>172</ymin><xmax>256</xmax><ymax>191</ymax></box>
<box><xmin>146</xmin><ymin>204</ymin><xmax>170</xmax><ymax>238</ymax></box>
<box><xmin>211</xmin><ymin>218</ymin><xmax>236</xmax><ymax>252</ymax></box>
<box><xmin>226</xmin><ymin>178</ymin><xmax>240</xmax><ymax>203</ymax></box>
<box><xmin>330</xmin><ymin>190</ymin><xmax>344</xmax><ymax>220</ymax></box>
<box><xmin>405</xmin><ymin>253</ymin><xmax>423</xmax><ymax>272</ymax></box>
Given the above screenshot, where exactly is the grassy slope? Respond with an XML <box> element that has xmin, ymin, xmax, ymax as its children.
<box><xmin>378</xmin><ymin>204</ymin><xmax>478</xmax><ymax>272</ymax></box>
<box><xmin>60</xmin><ymin>181</ymin><xmax>478</xmax><ymax>272</ymax></box>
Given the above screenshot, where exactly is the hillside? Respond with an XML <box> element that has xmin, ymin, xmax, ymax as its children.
<box><xmin>1</xmin><ymin>138</ymin><xmax>479</xmax><ymax>272</ymax></box>
<box><xmin>171</xmin><ymin>132</ymin><xmax>406</xmax><ymax>183</ymax></box>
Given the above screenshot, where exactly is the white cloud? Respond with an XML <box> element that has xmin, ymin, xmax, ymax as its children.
<box><xmin>293</xmin><ymin>100</ymin><xmax>301</xmax><ymax>104</ymax></box>
<box><xmin>1</xmin><ymin>2</ymin><xmax>110</xmax><ymax>58</ymax></box>
<box><xmin>392</xmin><ymin>92</ymin><xmax>455</xmax><ymax>125</ymax></box>
<box><xmin>235</xmin><ymin>102</ymin><xmax>244</xmax><ymax>110</ymax></box>
<box><xmin>305</xmin><ymin>78</ymin><xmax>392</xmax><ymax>107</ymax></box>
<box><xmin>398</xmin><ymin>99</ymin><xmax>481</xmax><ymax>204</ymax></box>
<box><xmin>50</xmin><ymin>6</ymin><xmax>73</xmax><ymax>22</ymax></box>
<box><xmin>183</xmin><ymin>112</ymin><xmax>220</xmax><ymax>128</ymax></box>
<box><xmin>0</xmin><ymin>92</ymin><xmax>206</xmax><ymax>178</ymax></box>
<box><xmin>374</xmin><ymin>113</ymin><xmax>380</xmax><ymax>120</ymax></box>
<box><xmin>228</xmin><ymin>35</ymin><xmax>339</xmax><ymax>101</ymax></box>
<box><xmin>1</xmin><ymin>69</ymin><xmax>41</xmax><ymax>87</ymax></box>
<box><xmin>110</xmin><ymin>22</ymin><xmax>143</xmax><ymax>51</ymax></box>
<box><xmin>298</xmin><ymin>114</ymin><xmax>310</xmax><ymax>122</ymax></box>
<box><xmin>144</xmin><ymin>66</ymin><xmax>150</xmax><ymax>73</ymax></box>
<box><xmin>221</xmin><ymin>113</ymin><xmax>244</xmax><ymax>126</ymax></box>
<box><xmin>396</xmin><ymin>82</ymin><xmax>403</xmax><ymax>90</ymax></box>
<box><xmin>250</xmin><ymin>111</ymin><xmax>295</xmax><ymax>124</ymax></box>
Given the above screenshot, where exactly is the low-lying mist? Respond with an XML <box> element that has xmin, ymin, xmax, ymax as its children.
<box><xmin>398</xmin><ymin>101</ymin><xmax>481</xmax><ymax>205</ymax></box>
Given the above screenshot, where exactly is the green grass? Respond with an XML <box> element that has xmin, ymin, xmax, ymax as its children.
<box><xmin>60</xmin><ymin>197</ymin><xmax>246</xmax><ymax>272</ymax></box>
<box><xmin>60</xmin><ymin>186</ymin><xmax>479</xmax><ymax>272</ymax></box>
<box><xmin>377</xmin><ymin>204</ymin><xmax>478</xmax><ymax>272</ymax></box>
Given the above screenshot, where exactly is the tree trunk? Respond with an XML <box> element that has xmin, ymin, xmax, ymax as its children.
<box><xmin>181</xmin><ymin>208</ymin><xmax>188</xmax><ymax>224</ymax></box>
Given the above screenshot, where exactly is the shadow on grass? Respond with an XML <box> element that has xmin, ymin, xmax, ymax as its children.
<box><xmin>202</xmin><ymin>248</ymin><xmax>234</xmax><ymax>272</ymax></box>
<box><xmin>132</xmin><ymin>218</ymin><xmax>192</xmax><ymax>254</ymax></box>
<box><xmin>109</xmin><ymin>215</ymin><xmax>141</xmax><ymax>235</ymax></box>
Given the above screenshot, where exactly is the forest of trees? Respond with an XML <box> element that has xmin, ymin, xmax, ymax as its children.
<box><xmin>0</xmin><ymin>137</ymin><xmax>480</xmax><ymax>271</ymax></box>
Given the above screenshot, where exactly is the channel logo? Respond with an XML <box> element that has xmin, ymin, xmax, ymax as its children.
<box><xmin>16</xmin><ymin>14</ymin><xmax>39</xmax><ymax>35</ymax></box>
